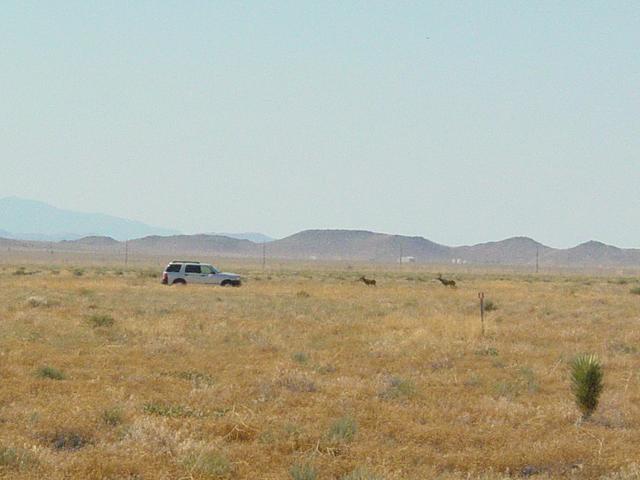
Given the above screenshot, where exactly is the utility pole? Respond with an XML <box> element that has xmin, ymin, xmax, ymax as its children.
<box><xmin>124</xmin><ymin>240</ymin><xmax>128</xmax><ymax>267</ymax></box>
<box><xmin>535</xmin><ymin>247</ymin><xmax>539</xmax><ymax>274</ymax></box>
<box><xmin>262</xmin><ymin>242</ymin><xmax>266</xmax><ymax>271</ymax></box>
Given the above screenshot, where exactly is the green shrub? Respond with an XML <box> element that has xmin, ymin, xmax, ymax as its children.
<box><xmin>12</xmin><ymin>267</ymin><xmax>38</xmax><ymax>276</ymax></box>
<box><xmin>48</xmin><ymin>430</ymin><xmax>91</xmax><ymax>450</ymax></box>
<box><xmin>328</xmin><ymin>416</ymin><xmax>357</xmax><ymax>443</ymax></box>
<box><xmin>289</xmin><ymin>463</ymin><xmax>317</xmax><ymax>480</ymax></box>
<box><xmin>492</xmin><ymin>380</ymin><xmax>518</xmax><ymax>399</ymax></box>
<box><xmin>102</xmin><ymin>407</ymin><xmax>123</xmax><ymax>426</ymax></box>
<box><xmin>0</xmin><ymin>446</ymin><xmax>38</xmax><ymax>469</ymax></box>
<box><xmin>379</xmin><ymin>377</ymin><xmax>415</xmax><ymax>400</ymax></box>
<box><xmin>610</xmin><ymin>342</ymin><xmax>638</xmax><ymax>355</ymax></box>
<box><xmin>88</xmin><ymin>314</ymin><xmax>114</xmax><ymax>328</ymax></box>
<box><xmin>570</xmin><ymin>354</ymin><xmax>604</xmax><ymax>419</ymax></box>
<box><xmin>142</xmin><ymin>402</ymin><xmax>203</xmax><ymax>418</ymax></box>
<box><xmin>292</xmin><ymin>352</ymin><xmax>309</xmax><ymax>364</ymax></box>
<box><xmin>342</xmin><ymin>468</ymin><xmax>383</xmax><ymax>480</ymax></box>
<box><xmin>484</xmin><ymin>300</ymin><xmax>498</xmax><ymax>312</ymax></box>
<box><xmin>630</xmin><ymin>287</ymin><xmax>640</xmax><ymax>295</ymax></box>
<box><xmin>36</xmin><ymin>366</ymin><xmax>65</xmax><ymax>380</ymax></box>
<box><xmin>183</xmin><ymin>450</ymin><xmax>230</xmax><ymax>477</ymax></box>
<box><xmin>276</xmin><ymin>375</ymin><xmax>317</xmax><ymax>393</ymax></box>
<box><xmin>518</xmin><ymin>366</ymin><xmax>539</xmax><ymax>393</ymax></box>
<box><xmin>475</xmin><ymin>347</ymin><xmax>499</xmax><ymax>356</ymax></box>
<box><xmin>315</xmin><ymin>363</ymin><xmax>336</xmax><ymax>374</ymax></box>
<box><xmin>491</xmin><ymin>368</ymin><xmax>538</xmax><ymax>399</ymax></box>
<box><xmin>463</xmin><ymin>373</ymin><xmax>482</xmax><ymax>387</ymax></box>
<box><xmin>175</xmin><ymin>370</ymin><xmax>215</xmax><ymax>388</ymax></box>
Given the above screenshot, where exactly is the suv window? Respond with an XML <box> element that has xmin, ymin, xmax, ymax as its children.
<box><xmin>200</xmin><ymin>265</ymin><xmax>214</xmax><ymax>274</ymax></box>
<box><xmin>166</xmin><ymin>264</ymin><xmax>182</xmax><ymax>272</ymax></box>
<box><xmin>185</xmin><ymin>264</ymin><xmax>201</xmax><ymax>274</ymax></box>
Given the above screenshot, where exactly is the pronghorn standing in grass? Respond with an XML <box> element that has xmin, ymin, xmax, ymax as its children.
<box><xmin>359</xmin><ymin>276</ymin><xmax>377</xmax><ymax>286</ymax></box>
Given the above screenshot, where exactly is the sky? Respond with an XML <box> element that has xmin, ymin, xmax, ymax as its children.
<box><xmin>1</xmin><ymin>1</ymin><xmax>639</xmax><ymax>248</ymax></box>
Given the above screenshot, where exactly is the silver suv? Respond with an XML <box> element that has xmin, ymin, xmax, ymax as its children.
<box><xmin>161</xmin><ymin>261</ymin><xmax>242</xmax><ymax>286</ymax></box>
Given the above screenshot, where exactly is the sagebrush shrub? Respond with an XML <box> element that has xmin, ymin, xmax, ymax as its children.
<box><xmin>475</xmin><ymin>347</ymin><xmax>499</xmax><ymax>356</ymax></box>
<box><xmin>37</xmin><ymin>366</ymin><xmax>65</xmax><ymax>380</ymax></box>
<box><xmin>379</xmin><ymin>377</ymin><xmax>415</xmax><ymax>400</ymax></box>
<box><xmin>328</xmin><ymin>416</ymin><xmax>357</xmax><ymax>443</ymax></box>
<box><xmin>49</xmin><ymin>430</ymin><xmax>91</xmax><ymax>450</ymax></box>
<box><xmin>571</xmin><ymin>354</ymin><xmax>604</xmax><ymax>419</ymax></box>
<box><xmin>102</xmin><ymin>407</ymin><xmax>123</xmax><ymax>426</ymax></box>
<box><xmin>0</xmin><ymin>446</ymin><xmax>38</xmax><ymax>469</ymax></box>
<box><xmin>484</xmin><ymin>300</ymin><xmax>498</xmax><ymax>312</ymax></box>
<box><xmin>277</xmin><ymin>375</ymin><xmax>317</xmax><ymax>393</ymax></box>
<box><xmin>88</xmin><ymin>314</ymin><xmax>114</xmax><ymax>328</ymax></box>
<box><xmin>292</xmin><ymin>352</ymin><xmax>309</xmax><ymax>364</ymax></box>
<box><xmin>143</xmin><ymin>402</ymin><xmax>203</xmax><ymax>418</ymax></box>
<box><xmin>175</xmin><ymin>370</ymin><xmax>215</xmax><ymax>388</ymax></box>
<box><xmin>342</xmin><ymin>468</ymin><xmax>383</xmax><ymax>480</ymax></box>
<box><xmin>290</xmin><ymin>463</ymin><xmax>317</xmax><ymax>480</ymax></box>
<box><xmin>183</xmin><ymin>450</ymin><xmax>230</xmax><ymax>477</ymax></box>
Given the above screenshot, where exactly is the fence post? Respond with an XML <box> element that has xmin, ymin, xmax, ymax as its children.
<box><xmin>478</xmin><ymin>292</ymin><xmax>485</xmax><ymax>336</ymax></box>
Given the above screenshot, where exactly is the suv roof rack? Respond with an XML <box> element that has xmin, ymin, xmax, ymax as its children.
<box><xmin>170</xmin><ymin>260</ymin><xmax>200</xmax><ymax>264</ymax></box>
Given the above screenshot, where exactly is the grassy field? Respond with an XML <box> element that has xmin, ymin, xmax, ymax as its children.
<box><xmin>1</xmin><ymin>261</ymin><xmax>639</xmax><ymax>479</ymax></box>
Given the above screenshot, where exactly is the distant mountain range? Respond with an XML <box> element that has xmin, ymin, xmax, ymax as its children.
<box><xmin>2</xmin><ymin>197</ymin><xmax>640</xmax><ymax>267</ymax></box>
<box><xmin>262</xmin><ymin>230</ymin><xmax>640</xmax><ymax>267</ymax></box>
<box><xmin>0</xmin><ymin>197</ymin><xmax>178</xmax><ymax>241</ymax></box>
<box><xmin>210</xmin><ymin>232</ymin><xmax>274</xmax><ymax>243</ymax></box>
<box><xmin>2</xmin><ymin>228</ymin><xmax>640</xmax><ymax>268</ymax></box>
<box><xmin>263</xmin><ymin>229</ymin><xmax>450</xmax><ymax>262</ymax></box>
<box><xmin>0</xmin><ymin>197</ymin><xmax>274</xmax><ymax>243</ymax></box>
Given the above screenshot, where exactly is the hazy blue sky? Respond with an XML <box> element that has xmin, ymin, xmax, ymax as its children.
<box><xmin>1</xmin><ymin>1</ymin><xmax>638</xmax><ymax>247</ymax></box>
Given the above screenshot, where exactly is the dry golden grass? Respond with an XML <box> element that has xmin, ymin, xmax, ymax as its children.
<box><xmin>0</xmin><ymin>261</ymin><xmax>639</xmax><ymax>479</ymax></box>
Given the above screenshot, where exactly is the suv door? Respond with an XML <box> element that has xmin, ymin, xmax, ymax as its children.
<box><xmin>199</xmin><ymin>265</ymin><xmax>221</xmax><ymax>285</ymax></box>
<box><xmin>184</xmin><ymin>264</ymin><xmax>205</xmax><ymax>283</ymax></box>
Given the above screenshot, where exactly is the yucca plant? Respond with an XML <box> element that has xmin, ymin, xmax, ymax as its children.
<box><xmin>570</xmin><ymin>354</ymin><xmax>603</xmax><ymax>420</ymax></box>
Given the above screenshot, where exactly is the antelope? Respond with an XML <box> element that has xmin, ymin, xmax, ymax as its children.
<box><xmin>437</xmin><ymin>274</ymin><xmax>456</xmax><ymax>288</ymax></box>
<box><xmin>359</xmin><ymin>276</ymin><xmax>377</xmax><ymax>286</ymax></box>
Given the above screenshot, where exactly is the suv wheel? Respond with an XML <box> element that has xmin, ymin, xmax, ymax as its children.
<box><xmin>172</xmin><ymin>279</ymin><xmax>186</xmax><ymax>285</ymax></box>
<box><xmin>221</xmin><ymin>280</ymin><xmax>231</xmax><ymax>287</ymax></box>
